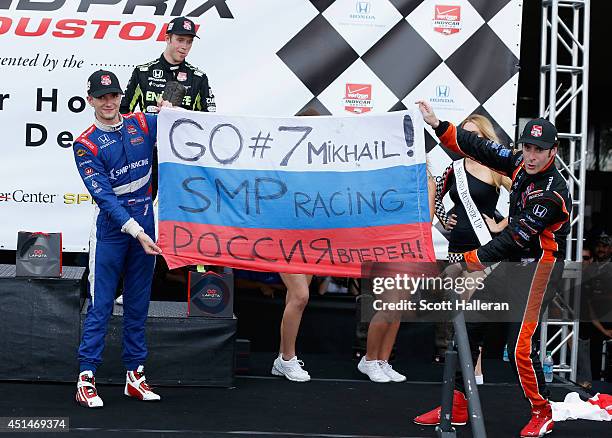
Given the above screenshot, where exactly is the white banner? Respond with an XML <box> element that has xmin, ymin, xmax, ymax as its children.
<box><xmin>156</xmin><ymin>108</ymin><xmax>435</xmax><ymax>275</ymax></box>
<box><xmin>0</xmin><ymin>1</ymin><xmax>522</xmax><ymax>252</ymax></box>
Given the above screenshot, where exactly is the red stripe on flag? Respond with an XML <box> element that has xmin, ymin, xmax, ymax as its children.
<box><xmin>158</xmin><ymin>221</ymin><xmax>435</xmax><ymax>277</ymax></box>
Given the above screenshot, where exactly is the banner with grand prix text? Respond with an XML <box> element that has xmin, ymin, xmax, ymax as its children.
<box><xmin>0</xmin><ymin>1</ymin><xmax>523</xmax><ymax>253</ymax></box>
<box><xmin>156</xmin><ymin>108</ymin><xmax>435</xmax><ymax>276</ymax></box>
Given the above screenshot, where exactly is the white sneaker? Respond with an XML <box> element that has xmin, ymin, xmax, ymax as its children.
<box><xmin>271</xmin><ymin>354</ymin><xmax>311</xmax><ymax>382</ymax></box>
<box><xmin>379</xmin><ymin>360</ymin><xmax>407</xmax><ymax>382</ymax></box>
<box><xmin>124</xmin><ymin>365</ymin><xmax>161</xmax><ymax>401</ymax></box>
<box><xmin>475</xmin><ymin>374</ymin><xmax>484</xmax><ymax>385</ymax></box>
<box><xmin>115</xmin><ymin>295</ymin><xmax>123</xmax><ymax>305</ymax></box>
<box><xmin>76</xmin><ymin>370</ymin><xmax>104</xmax><ymax>408</ymax></box>
<box><xmin>357</xmin><ymin>356</ymin><xmax>391</xmax><ymax>383</ymax></box>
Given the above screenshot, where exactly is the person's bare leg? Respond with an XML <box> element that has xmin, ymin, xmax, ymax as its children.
<box><xmin>366</xmin><ymin>322</ymin><xmax>388</xmax><ymax>360</ymax></box>
<box><xmin>475</xmin><ymin>346</ymin><xmax>483</xmax><ymax>377</ymax></box>
<box><xmin>279</xmin><ymin>273</ymin><xmax>312</xmax><ymax>359</ymax></box>
<box><xmin>379</xmin><ymin>321</ymin><xmax>400</xmax><ymax>361</ymax></box>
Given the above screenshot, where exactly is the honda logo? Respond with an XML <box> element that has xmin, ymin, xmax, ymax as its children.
<box><xmin>152</xmin><ymin>70</ymin><xmax>163</xmax><ymax>79</ymax></box>
<box><xmin>98</xmin><ymin>134</ymin><xmax>110</xmax><ymax>143</ymax></box>
<box><xmin>532</xmin><ymin>204</ymin><xmax>548</xmax><ymax>218</ymax></box>
<box><xmin>436</xmin><ymin>85</ymin><xmax>450</xmax><ymax>98</ymax></box>
<box><xmin>356</xmin><ymin>1</ymin><xmax>371</xmax><ymax>14</ymax></box>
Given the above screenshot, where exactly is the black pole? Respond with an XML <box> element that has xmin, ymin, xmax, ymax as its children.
<box><xmin>453</xmin><ymin>312</ymin><xmax>487</xmax><ymax>438</ymax></box>
<box><xmin>435</xmin><ymin>343</ymin><xmax>458</xmax><ymax>438</ymax></box>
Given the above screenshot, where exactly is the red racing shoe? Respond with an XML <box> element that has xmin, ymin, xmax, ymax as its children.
<box><xmin>520</xmin><ymin>403</ymin><xmax>554</xmax><ymax>437</ymax></box>
<box><xmin>413</xmin><ymin>390</ymin><xmax>468</xmax><ymax>426</ymax></box>
<box><xmin>75</xmin><ymin>370</ymin><xmax>103</xmax><ymax>408</ymax></box>
<box><xmin>124</xmin><ymin>365</ymin><xmax>161</xmax><ymax>401</ymax></box>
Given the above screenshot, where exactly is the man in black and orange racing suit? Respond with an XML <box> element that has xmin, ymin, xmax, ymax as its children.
<box><xmin>414</xmin><ymin>101</ymin><xmax>571</xmax><ymax>438</ymax></box>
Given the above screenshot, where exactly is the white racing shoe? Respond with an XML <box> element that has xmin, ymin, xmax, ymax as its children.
<box><xmin>76</xmin><ymin>370</ymin><xmax>104</xmax><ymax>408</ymax></box>
<box><xmin>124</xmin><ymin>365</ymin><xmax>161</xmax><ymax>401</ymax></box>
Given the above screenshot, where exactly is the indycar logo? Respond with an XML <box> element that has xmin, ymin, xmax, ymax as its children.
<box><xmin>127</xmin><ymin>125</ymin><xmax>137</xmax><ymax>135</ymax></box>
<box><xmin>177</xmin><ymin>72</ymin><xmax>187</xmax><ymax>82</ymax></box>
<box><xmin>344</xmin><ymin>83</ymin><xmax>372</xmax><ymax>114</ymax></box>
<box><xmin>434</xmin><ymin>5</ymin><xmax>461</xmax><ymax>35</ymax></box>
<box><xmin>183</xmin><ymin>20</ymin><xmax>193</xmax><ymax>31</ymax></box>
<box><xmin>101</xmin><ymin>75</ymin><xmax>111</xmax><ymax>85</ymax></box>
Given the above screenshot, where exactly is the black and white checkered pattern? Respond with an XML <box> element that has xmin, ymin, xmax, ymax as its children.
<box><xmin>277</xmin><ymin>0</ymin><xmax>521</xmax><ymax>258</ymax></box>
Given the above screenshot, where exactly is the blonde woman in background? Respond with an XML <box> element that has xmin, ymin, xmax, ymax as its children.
<box><xmin>432</xmin><ymin>114</ymin><xmax>511</xmax><ymax>382</ymax></box>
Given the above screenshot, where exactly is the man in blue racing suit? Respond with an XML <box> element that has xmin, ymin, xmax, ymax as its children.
<box><xmin>73</xmin><ymin>70</ymin><xmax>165</xmax><ymax>408</ymax></box>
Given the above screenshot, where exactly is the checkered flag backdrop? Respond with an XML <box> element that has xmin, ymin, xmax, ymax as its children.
<box><xmin>275</xmin><ymin>0</ymin><xmax>521</xmax><ymax>259</ymax></box>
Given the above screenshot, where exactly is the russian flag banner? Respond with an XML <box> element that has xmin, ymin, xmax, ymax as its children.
<box><xmin>156</xmin><ymin>108</ymin><xmax>435</xmax><ymax>277</ymax></box>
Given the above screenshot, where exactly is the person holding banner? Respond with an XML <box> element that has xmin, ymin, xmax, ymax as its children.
<box><xmin>415</xmin><ymin>100</ymin><xmax>570</xmax><ymax>438</ymax></box>
<box><xmin>73</xmin><ymin>70</ymin><xmax>168</xmax><ymax>408</ymax></box>
<box><xmin>432</xmin><ymin>114</ymin><xmax>511</xmax><ymax>380</ymax></box>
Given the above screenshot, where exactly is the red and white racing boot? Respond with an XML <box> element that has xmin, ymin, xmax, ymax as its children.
<box><xmin>75</xmin><ymin>370</ymin><xmax>103</xmax><ymax>408</ymax></box>
<box><xmin>124</xmin><ymin>365</ymin><xmax>161</xmax><ymax>401</ymax></box>
<box><xmin>520</xmin><ymin>403</ymin><xmax>554</xmax><ymax>437</ymax></box>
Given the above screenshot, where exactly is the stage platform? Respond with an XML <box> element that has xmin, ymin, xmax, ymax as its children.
<box><xmin>1</xmin><ymin>265</ymin><xmax>609</xmax><ymax>436</ymax></box>
<box><xmin>0</xmin><ymin>265</ymin><xmax>236</xmax><ymax>386</ymax></box>
<box><xmin>1</xmin><ymin>366</ymin><xmax>608</xmax><ymax>437</ymax></box>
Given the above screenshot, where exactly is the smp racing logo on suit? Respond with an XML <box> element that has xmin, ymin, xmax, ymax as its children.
<box><xmin>344</xmin><ymin>84</ymin><xmax>372</xmax><ymax>114</ymax></box>
<box><xmin>130</xmin><ymin>136</ymin><xmax>144</xmax><ymax>145</ymax></box>
<box><xmin>0</xmin><ymin>1</ymin><xmax>234</xmax><ymax>41</ymax></box>
<box><xmin>433</xmin><ymin>5</ymin><xmax>461</xmax><ymax>35</ymax></box>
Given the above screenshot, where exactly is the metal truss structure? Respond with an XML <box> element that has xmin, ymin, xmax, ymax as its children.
<box><xmin>538</xmin><ymin>0</ymin><xmax>590</xmax><ymax>382</ymax></box>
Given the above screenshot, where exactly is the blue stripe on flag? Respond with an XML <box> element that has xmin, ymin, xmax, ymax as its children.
<box><xmin>159</xmin><ymin>162</ymin><xmax>430</xmax><ymax>230</ymax></box>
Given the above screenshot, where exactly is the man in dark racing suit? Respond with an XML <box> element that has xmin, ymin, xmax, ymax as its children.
<box><xmin>120</xmin><ymin>16</ymin><xmax>216</xmax><ymax>115</ymax></box>
<box><xmin>414</xmin><ymin>101</ymin><xmax>571</xmax><ymax>437</ymax></box>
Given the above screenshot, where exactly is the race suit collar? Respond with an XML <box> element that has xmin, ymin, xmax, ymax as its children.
<box><xmin>159</xmin><ymin>54</ymin><xmax>185</xmax><ymax>71</ymax></box>
<box><xmin>94</xmin><ymin>114</ymin><xmax>123</xmax><ymax>132</ymax></box>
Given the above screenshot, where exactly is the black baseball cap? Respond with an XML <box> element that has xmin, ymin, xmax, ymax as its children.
<box><xmin>87</xmin><ymin>70</ymin><xmax>123</xmax><ymax>98</ymax></box>
<box><xmin>166</xmin><ymin>16</ymin><xmax>199</xmax><ymax>38</ymax></box>
<box><xmin>517</xmin><ymin>118</ymin><xmax>558</xmax><ymax>149</ymax></box>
